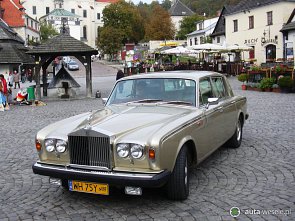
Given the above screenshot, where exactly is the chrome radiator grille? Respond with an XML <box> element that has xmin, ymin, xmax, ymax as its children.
<box><xmin>68</xmin><ymin>135</ymin><xmax>111</xmax><ymax>169</ymax></box>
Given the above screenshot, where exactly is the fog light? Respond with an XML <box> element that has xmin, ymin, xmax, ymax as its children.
<box><xmin>49</xmin><ymin>177</ymin><xmax>61</xmax><ymax>186</ymax></box>
<box><xmin>125</xmin><ymin>186</ymin><xmax>142</xmax><ymax>195</ymax></box>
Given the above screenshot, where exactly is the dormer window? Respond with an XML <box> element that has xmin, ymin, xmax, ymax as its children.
<box><xmin>181</xmin><ymin>11</ymin><xmax>186</xmax><ymax>15</ymax></box>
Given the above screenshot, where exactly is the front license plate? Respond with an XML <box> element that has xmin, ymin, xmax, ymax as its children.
<box><xmin>69</xmin><ymin>180</ymin><xmax>109</xmax><ymax>195</ymax></box>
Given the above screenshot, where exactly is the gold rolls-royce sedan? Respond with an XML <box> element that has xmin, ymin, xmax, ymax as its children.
<box><xmin>32</xmin><ymin>71</ymin><xmax>248</xmax><ymax>200</ymax></box>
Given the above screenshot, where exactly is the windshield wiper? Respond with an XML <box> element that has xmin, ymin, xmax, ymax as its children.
<box><xmin>164</xmin><ymin>100</ymin><xmax>193</xmax><ymax>105</ymax></box>
<box><xmin>129</xmin><ymin>99</ymin><xmax>163</xmax><ymax>103</ymax></box>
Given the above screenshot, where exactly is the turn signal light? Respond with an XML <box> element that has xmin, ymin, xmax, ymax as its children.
<box><xmin>149</xmin><ymin>149</ymin><xmax>155</xmax><ymax>160</ymax></box>
<box><xmin>36</xmin><ymin>140</ymin><xmax>42</xmax><ymax>151</ymax></box>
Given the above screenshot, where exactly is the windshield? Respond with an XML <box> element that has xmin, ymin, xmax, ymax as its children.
<box><xmin>106</xmin><ymin>78</ymin><xmax>196</xmax><ymax>106</ymax></box>
<box><xmin>69</xmin><ymin>61</ymin><xmax>77</xmax><ymax>65</ymax></box>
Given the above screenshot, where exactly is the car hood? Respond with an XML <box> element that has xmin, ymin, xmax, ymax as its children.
<box><xmin>41</xmin><ymin>104</ymin><xmax>202</xmax><ymax>142</ymax></box>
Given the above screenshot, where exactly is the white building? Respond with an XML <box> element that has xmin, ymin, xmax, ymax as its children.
<box><xmin>224</xmin><ymin>0</ymin><xmax>295</xmax><ymax>64</ymax></box>
<box><xmin>280</xmin><ymin>8</ymin><xmax>295</xmax><ymax>61</ymax></box>
<box><xmin>39</xmin><ymin>9</ymin><xmax>81</xmax><ymax>41</ymax></box>
<box><xmin>22</xmin><ymin>0</ymin><xmax>117</xmax><ymax>48</ymax></box>
<box><xmin>186</xmin><ymin>17</ymin><xmax>218</xmax><ymax>47</ymax></box>
<box><xmin>169</xmin><ymin>0</ymin><xmax>194</xmax><ymax>35</ymax></box>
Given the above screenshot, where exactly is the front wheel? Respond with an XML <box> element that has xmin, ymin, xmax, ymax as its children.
<box><xmin>166</xmin><ymin>146</ymin><xmax>189</xmax><ymax>200</ymax></box>
<box><xmin>227</xmin><ymin>117</ymin><xmax>243</xmax><ymax>148</ymax></box>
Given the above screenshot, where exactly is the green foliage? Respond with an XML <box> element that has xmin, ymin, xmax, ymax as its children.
<box><xmin>98</xmin><ymin>1</ymin><xmax>144</xmax><ymax>55</ymax></box>
<box><xmin>251</xmin><ymin>65</ymin><xmax>261</xmax><ymax>71</ymax></box>
<box><xmin>161</xmin><ymin>0</ymin><xmax>171</xmax><ymax>10</ymax></box>
<box><xmin>259</xmin><ymin>78</ymin><xmax>275</xmax><ymax>89</ymax></box>
<box><xmin>176</xmin><ymin>14</ymin><xmax>204</xmax><ymax>40</ymax></box>
<box><xmin>278</xmin><ymin>76</ymin><xmax>293</xmax><ymax>88</ymax></box>
<box><xmin>39</xmin><ymin>22</ymin><xmax>59</xmax><ymax>42</ymax></box>
<box><xmin>237</xmin><ymin>74</ymin><xmax>248</xmax><ymax>84</ymax></box>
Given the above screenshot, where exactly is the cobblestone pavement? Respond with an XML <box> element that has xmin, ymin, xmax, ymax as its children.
<box><xmin>0</xmin><ymin>76</ymin><xmax>294</xmax><ymax>221</ymax></box>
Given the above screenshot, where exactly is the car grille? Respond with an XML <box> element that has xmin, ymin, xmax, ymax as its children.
<box><xmin>68</xmin><ymin>135</ymin><xmax>112</xmax><ymax>169</ymax></box>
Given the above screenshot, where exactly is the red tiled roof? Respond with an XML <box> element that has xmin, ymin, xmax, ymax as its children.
<box><xmin>1</xmin><ymin>0</ymin><xmax>25</xmax><ymax>27</ymax></box>
<box><xmin>95</xmin><ymin>0</ymin><xmax>120</xmax><ymax>3</ymax></box>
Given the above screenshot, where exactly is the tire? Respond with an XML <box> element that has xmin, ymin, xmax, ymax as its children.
<box><xmin>61</xmin><ymin>179</ymin><xmax>69</xmax><ymax>189</ymax></box>
<box><xmin>166</xmin><ymin>146</ymin><xmax>189</xmax><ymax>200</ymax></box>
<box><xmin>227</xmin><ymin>116</ymin><xmax>243</xmax><ymax>148</ymax></box>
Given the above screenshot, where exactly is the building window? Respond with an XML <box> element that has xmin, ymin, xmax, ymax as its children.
<box><xmin>200</xmin><ymin>36</ymin><xmax>204</xmax><ymax>44</ymax></box>
<box><xmin>83</xmin><ymin>10</ymin><xmax>87</xmax><ymax>18</ymax></box>
<box><xmin>71</xmin><ymin>9</ymin><xmax>75</xmax><ymax>14</ymax></box>
<box><xmin>233</xmin><ymin>19</ymin><xmax>238</xmax><ymax>32</ymax></box>
<box><xmin>97</xmin><ymin>13</ymin><xmax>100</xmax><ymax>20</ymax></box>
<box><xmin>198</xmin><ymin>23</ymin><xmax>203</xmax><ymax>30</ymax></box>
<box><xmin>190</xmin><ymin>39</ymin><xmax>192</xmax><ymax>46</ymax></box>
<box><xmin>83</xmin><ymin>26</ymin><xmax>87</xmax><ymax>39</ymax></box>
<box><xmin>267</xmin><ymin>11</ymin><xmax>273</xmax><ymax>25</ymax></box>
<box><xmin>46</xmin><ymin>7</ymin><xmax>50</xmax><ymax>14</ymax></box>
<box><xmin>266</xmin><ymin>44</ymin><xmax>276</xmax><ymax>62</ymax></box>
<box><xmin>217</xmin><ymin>36</ymin><xmax>220</xmax><ymax>43</ymax></box>
<box><xmin>26</xmin><ymin>18</ymin><xmax>29</xmax><ymax>26</ymax></box>
<box><xmin>31</xmin><ymin>20</ymin><xmax>33</xmax><ymax>27</ymax></box>
<box><xmin>35</xmin><ymin>23</ymin><xmax>37</xmax><ymax>30</ymax></box>
<box><xmin>194</xmin><ymin>37</ymin><xmax>198</xmax><ymax>45</ymax></box>
<box><xmin>33</xmin><ymin>6</ymin><xmax>36</xmax><ymax>15</ymax></box>
<box><xmin>249</xmin><ymin>16</ymin><xmax>254</xmax><ymax>29</ymax></box>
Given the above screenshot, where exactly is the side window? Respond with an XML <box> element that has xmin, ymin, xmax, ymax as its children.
<box><xmin>211</xmin><ymin>77</ymin><xmax>226</xmax><ymax>99</ymax></box>
<box><xmin>199</xmin><ymin>78</ymin><xmax>213</xmax><ymax>106</ymax></box>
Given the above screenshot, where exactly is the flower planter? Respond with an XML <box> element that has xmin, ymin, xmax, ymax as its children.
<box><xmin>272</xmin><ymin>88</ymin><xmax>281</xmax><ymax>93</ymax></box>
<box><xmin>264</xmin><ymin>88</ymin><xmax>272</xmax><ymax>92</ymax></box>
<box><xmin>241</xmin><ymin>85</ymin><xmax>247</xmax><ymax>90</ymax></box>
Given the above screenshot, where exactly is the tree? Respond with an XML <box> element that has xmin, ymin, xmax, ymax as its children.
<box><xmin>176</xmin><ymin>14</ymin><xmax>204</xmax><ymax>40</ymax></box>
<box><xmin>161</xmin><ymin>0</ymin><xmax>171</xmax><ymax>10</ymax></box>
<box><xmin>98</xmin><ymin>0</ymin><xmax>144</xmax><ymax>55</ymax></box>
<box><xmin>144</xmin><ymin>5</ymin><xmax>175</xmax><ymax>40</ymax></box>
<box><xmin>39</xmin><ymin>22</ymin><xmax>59</xmax><ymax>42</ymax></box>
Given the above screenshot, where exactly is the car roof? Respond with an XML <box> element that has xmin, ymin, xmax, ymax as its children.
<box><xmin>120</xmin><ymin>71</ymin><xmax>224</xmax><ymax>81</ymax></box>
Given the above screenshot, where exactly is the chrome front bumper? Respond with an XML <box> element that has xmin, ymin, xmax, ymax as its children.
<box><xmin>32</xmin><ymin>162</ymin><xmax>171</xmax><ymax>188</ymax></box>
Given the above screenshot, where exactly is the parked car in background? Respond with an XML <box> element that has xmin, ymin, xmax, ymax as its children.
<box><xmin>67</xmin><ymin>60</ymin><xmax>79</xmax><ymax>71</ymax></box>
<box><xmin>62</xmin><ymin>56</ymin><xmax>71</xmax><ymax>67</ymax></box>
<box><xmin>32</xmin><ymin>71</ymin><xmax>248</xmax><ymax>200</ymax></box>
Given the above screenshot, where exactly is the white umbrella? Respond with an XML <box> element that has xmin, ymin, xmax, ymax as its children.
<box><xmin>190</xmin><ymin>43</ymin><xmax>226</xmax><ymax>51</ymax></box>
<box><xmin>223</xmin><ymin>44</ymin><xmax>253</xmax><ymax>52</ymax></box>
<box><xmin>161</xmin><ymin>46</ymin><xmax>198</xmax><ymax>55</ymax></box>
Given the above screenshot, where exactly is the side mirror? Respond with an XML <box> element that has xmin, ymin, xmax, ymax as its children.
<box><xmin>102</xmin><ymin>98</ymin><xmax>108</xmax><ymax>105</ymax></box>
<box><xmin>206</xmin><ymin>97</ymin><xmax>219</xmax><ymax>109</ymax></box>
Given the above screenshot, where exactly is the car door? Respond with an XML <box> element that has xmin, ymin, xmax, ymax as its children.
<box><xmin>211</xmin><ymin>76</ymin><xmax>238</xmax><ymax>143</ymax></box>
<box><xmin>193</xmin><ymin>77</ymin><xmax>224</xmax><ymax>161</ymax></box>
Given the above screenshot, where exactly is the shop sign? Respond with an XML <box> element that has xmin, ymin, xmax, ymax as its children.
<box><xmin>261</xmin><ymin>38</ymin><xmax>278</xmax><ymax>46</ymax></box>
<box><xmin>244</xmin><ymin>38</ymin><xmax>258</xmax><ymax>45</ymax></box>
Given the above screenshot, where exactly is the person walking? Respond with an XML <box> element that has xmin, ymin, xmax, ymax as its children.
<box><xmin>7</xmin><ymin>72</ymin><xmax>13</xmax><ymax>88</ymax></box>
<box><xmin>0</xmin><ymin>74</ymin><xmax>8</xmax><ymax>111</ymax></box>
<box><xmin>13</xmin><ymin>70</ymin><xmax>20</xmax><ymax>89</ymax></box>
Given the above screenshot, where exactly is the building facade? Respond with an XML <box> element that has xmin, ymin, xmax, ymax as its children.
<box><xmin>187</xmin><ymin>17</ymin><xmax>218</xmax><ymax>47</ymax></box>
<box><xmin>224</xmin><ymin>0</ymin><xmax>295</xmax><ymax>64</ymax></box>
<box><xmin>22</xmin><ymin>0</ymin><xmax>118</xmax><ymax>48</ymax></box>
<box><xmin>0</xmin><ymin>0</ymin><xmax>40</xmax><ymax>45</ymax></box>
<box><xmin>280</xmin><ymin>9</ymin><xmax>295</xmax><ymax>61</ymax></box>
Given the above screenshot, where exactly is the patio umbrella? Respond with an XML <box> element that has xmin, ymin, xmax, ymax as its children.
<box><xmin>161</xmin><ymin>46</ymin><xmax>198</xmax><ymax>55</ymax></box>
<box><xmin>222</xmin><ymin>44</ymin><xmax>253</xmax><ymax>52</ymax></box>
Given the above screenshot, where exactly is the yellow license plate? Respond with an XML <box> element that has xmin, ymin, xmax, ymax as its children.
<box><xmin>69</xmin><ymin>180</ymin><xmax>109</xmax><ymax>195</ymax></box>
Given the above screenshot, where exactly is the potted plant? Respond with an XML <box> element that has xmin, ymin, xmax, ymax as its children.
<box><xmin>278</xmin><ymin>76</ymin><xmax>293</xmax><ymax>93</ymax></box>
<box><xmin>272</xmin><ymin>84</ymin><xmax>281</xmax><ymax>93</ymax></box>
<box><xmin>259</xmin><ymin>77</ymin><xmax>275</xmax><ymax>92</ymax></box>
<box><xmin>237</xmin><ymin>73</ymin><xmax>248</xmax><ymax>90</ymax></box>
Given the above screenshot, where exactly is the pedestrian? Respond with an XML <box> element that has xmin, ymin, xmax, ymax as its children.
<box><xmin>116</xmin><ymin>70</ymin><xmax>125</xmax><ymax>80</ymax></box>
<box><xmin>27</xmin><ymin>69</ymin><xmax>32</xmax><ymax>82</ymax></box>
<box><xmin>7</xmin><ymin>71</ymin><xmax>13</xmax><ymax>87</ymax></box>
<box><xmin>21</xmin><ymin>69</ymin><xmax>26</xmax><ymax>83</ymax></box>
<box><xmin>0</xmin><ymin>74</ymin><xmax>8</xmax><ymax>111</ymax></box>
<box><xmin>13</xmin><ymin>70</ymin><xmax>20</xmax><ymax>89</ymax></box>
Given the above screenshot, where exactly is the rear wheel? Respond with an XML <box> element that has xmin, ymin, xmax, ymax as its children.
<box><xmin>227</xmin><ymin>117</ymin><xmax>243</xmax><ymax>148</ymax></box>
<box><xmin>166</xmin><ymin>146</ymin><xmax>189</xmax><ymax>200</ymax></box>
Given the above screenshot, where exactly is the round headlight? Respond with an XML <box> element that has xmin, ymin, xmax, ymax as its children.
<box><xmin>56</xmin><ymin>140</ymin><xmax>67</xmax><ymax>153</ymax></box>
<box><xmin>117</xmin><ymin>143</ymin><xmax>129</xmax><ymax>158</ymax></box>
<box><xmin>45</xmin><ymin>139</ymin><xmax>56</xmax><ymax>152</ymax></box>
<box><xmin>130</xmin><ymin>144</ymin><xmax>144</xmax><ymax>159</ymax></box>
